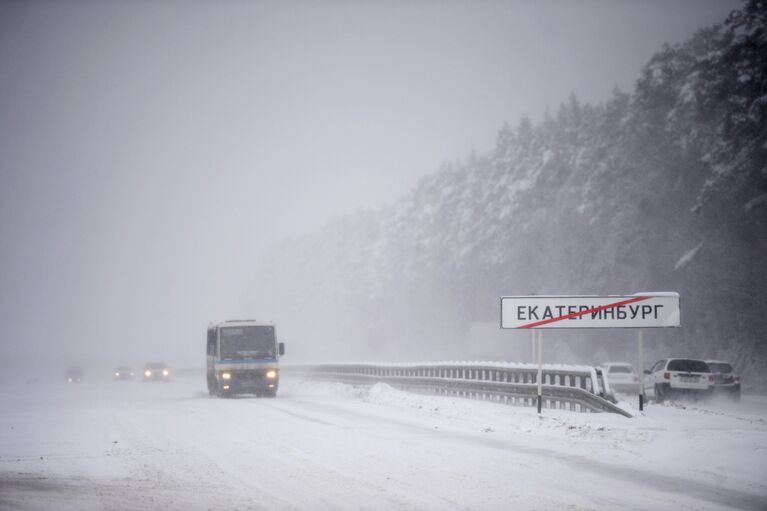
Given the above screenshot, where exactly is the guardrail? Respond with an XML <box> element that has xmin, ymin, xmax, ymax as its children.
<box><xmin>283</xmin><ymin>362</ymin><xmax>632</xmax><ymax>417</ymax></box>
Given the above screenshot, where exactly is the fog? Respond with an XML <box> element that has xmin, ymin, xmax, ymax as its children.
<box><xmin>0</xmin><ymin>0</ymin><xmax>741</xmax><ymax>376</ymax></box>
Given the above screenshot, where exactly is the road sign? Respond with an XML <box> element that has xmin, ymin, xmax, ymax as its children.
<box><xmin>500</xmin><ymin>293</ymin><xmax>680</xmax><ymax>329</ymax></box>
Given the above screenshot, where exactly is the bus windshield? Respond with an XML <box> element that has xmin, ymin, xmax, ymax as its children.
<box><xmin>220</xmin><ymin>326</ymin><xmax>276</xmax><ymax>360</ymax></box>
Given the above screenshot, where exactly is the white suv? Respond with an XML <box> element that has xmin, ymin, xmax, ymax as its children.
<box><xmin>603</xmin><ymin>362</ymin><xmax>639</xmax><ymax>394</ymax></box>
<box><xmin>643</xmin><ymin>358</ymin><xmax>713</xmax><ymax>403</ymax></box>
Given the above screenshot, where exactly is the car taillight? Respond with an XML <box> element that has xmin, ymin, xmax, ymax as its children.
<box><xmin>663</xmin><ymin>372</ymin><xmax>670</xmax><ymax>380</ymax></box>
<box><xmin>708</xmin><ymin>375</ymin><xmax>715</xmax><ymax>382</ymax></box>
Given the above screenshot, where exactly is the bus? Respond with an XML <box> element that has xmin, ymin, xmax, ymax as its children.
<box><xmin>206</xmin><ymin>320</ymin><xmax>285</xmax><ymax>397</ymax></box>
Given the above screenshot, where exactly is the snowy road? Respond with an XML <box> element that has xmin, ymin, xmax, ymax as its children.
<box><xmin>1</xmin><ymin>373</ymin><xmax>766</xmax><ymax>510</ymax></box>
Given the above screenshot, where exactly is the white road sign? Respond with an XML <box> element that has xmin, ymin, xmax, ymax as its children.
<box><xmin>500</xmin><ymin>293</ymin><xmax>680</xmax><ymax>329</ymax></box>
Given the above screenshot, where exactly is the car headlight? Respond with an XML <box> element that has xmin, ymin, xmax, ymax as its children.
<box><xmin>266</xmin><ymin>370</ymin><xmax>277</xmax><ymax>379</ymax></box>
<box><xmin>221</xmin><ymin>372</ymin><xmax>232</xmax><ymax>380</ymax></box>
<box><xmin>162</xmin><ymin>369</ymin><xmax>169</xmax><ymax>376</ymax></box>
<box><xmin>145</xmin><ymin>370</ymin><xmax>151</xmax><ymax>377</ymax></box>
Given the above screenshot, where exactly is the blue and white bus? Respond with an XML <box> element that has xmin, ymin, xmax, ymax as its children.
<box><xmin>206</xmin><ymin>320</ymin><xmax>285</xmax><ymax>397</ymax></box>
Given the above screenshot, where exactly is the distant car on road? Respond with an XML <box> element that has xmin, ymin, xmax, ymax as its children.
<box><xmin>603</xmin><ymin>362</ymin><xmax>639</xmax><ymax>394</ymax></box>
<box><xmin>706</xmin><ymin>360</ymin><xmax>741</xmax><ymax>400</ymax></box>
<box><xmin>143</xmin><ymin>362</ymin><xmax>170</xmax><ymax>382</ymax></box>
<box><xmin>643</xmin><ymin>358</ymin><xmax>713</xmax><ymax>403</ymax></box>
<box><xmin>66</xmin><ymin>366</ymin><xmax>83</xmax><ymax>383</ymax></box>
<box><xmin>113</xmin><ymin>366</ymin><xmax>135</xmax><ymax>381</ymax></box>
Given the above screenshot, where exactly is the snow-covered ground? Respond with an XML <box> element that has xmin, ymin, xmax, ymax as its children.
<box><xmin>1</xmin><ymin>372</ymin><xmax>766</xmax><ymax>510</ymax></box>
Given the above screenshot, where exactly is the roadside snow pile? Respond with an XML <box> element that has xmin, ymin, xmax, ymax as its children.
<box><xmin>287</xmin><ymin>379</ymin><xmax>767</xmax><ymax>497</ymax></box>
<box><xmin>363</xmin><ymin>381</ymin><xmax>648</xmax><ymax>443</ymax></box>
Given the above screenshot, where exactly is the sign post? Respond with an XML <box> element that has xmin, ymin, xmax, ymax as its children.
<box><xmin>500</xmin><ymin>293</ymin><xmax>680</xmax><ymax>413</ymax></box>
<box><xmin>536</xmin><ymin>330</ymin><xmax>543</xmax><ymax>413</ymax></box>
<box><xmin>638</xmin><ymin>329</ymin><xmax>645</xmax><ymax>411</ymax></box>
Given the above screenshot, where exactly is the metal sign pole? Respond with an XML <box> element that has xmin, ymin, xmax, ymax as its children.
<box><xmin>638</xmin><ymin>329</ymin><xmax>645</xmax><ymax>411</ymax></box>
<box><xmin>537</xmin><ymin>329</ymin><xmax>543</xmax><ymax>413</ymax></box>
<box><xmin>531</xmin><ymin>329</ymin><xmax>536</xmax><ymax>363</ymax></box>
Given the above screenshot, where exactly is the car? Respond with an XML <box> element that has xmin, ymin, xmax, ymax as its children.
<box><xmin>113</xmin><ymin>366</ymin><xmax>135</xmax><ymax>381</ymax></box>
<box><xmin>65</xmin><ymin>366</ymin><xmax>83</xmax><ymax>383</ymax></box>
<box><xmin>603</xmin><ymin>362</ymin><xmax>639</xmax><ymax>394</ymax></box>
<box><xmin>705</xmin><ymin>360</ymin><xmax>741</xmax><ymax>400</ymax></box>
<box><xmin>643</xmin><ymin>358</ymin><xmax>713</xmax><ymax>403</ymax></box>
<box><xmin>143</xmin><ymin>362</ymin><xmax>170</xmax><ymax>382</ymax></box>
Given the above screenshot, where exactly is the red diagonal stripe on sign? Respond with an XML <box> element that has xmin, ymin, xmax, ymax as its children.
<box><xmin>519</xmin><ymin>296</ymin><xmax>651</xmax><ymax>329</ymax></box>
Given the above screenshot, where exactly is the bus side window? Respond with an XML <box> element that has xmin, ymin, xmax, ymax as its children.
<box><xmin>207</xmin><ymin>329</ymin><xmax>217</xmax><ymax>356</ymax></box>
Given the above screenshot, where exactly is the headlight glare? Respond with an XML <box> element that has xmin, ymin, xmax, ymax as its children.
<box><xmin>162</xmin><ymin>369</ymin><xmax>169</xmax><ymax>376</ymax></box>
<box><xmin>144</xmin><ymin>370</ymin><xmax>151</xmax><ymax>377</ymax></box>
<box><xmin>222</xmin><ymin>372</ymin><xmax>232</xmax><ymax>380</ymax></box>
<box><xmin>266</xmin><ymin>370</ymin><xmax>277</xmax><ymax>379</ymax></box>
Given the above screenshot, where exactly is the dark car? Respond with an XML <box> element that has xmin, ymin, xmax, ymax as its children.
<box><xmin>143</xmin><ymin>362</ymin><xmax>170</xmax><ymax>382</ymax></box>
<box><xmin>113</xmin><ymin>366</ymin><xmax>134</xmax><ymax>381</ymax></box>
<box><xmin>66</xmin><ymin>366</ymin><xmax>83</xmax><ymax>383</ymax></box>
<box><xmin>706</xmin><ymin>360</ymin><xmax>741</xmax><ymax>400</ymax></box>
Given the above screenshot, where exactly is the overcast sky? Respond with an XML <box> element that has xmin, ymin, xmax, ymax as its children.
<box><xmin>0</xmin><ymin>0</ymin><xmax>739</xmax><ymax>372</ymax></box>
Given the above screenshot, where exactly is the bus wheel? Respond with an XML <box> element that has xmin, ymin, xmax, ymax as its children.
<box><xmin>207</xmin><ymin>375</ymin><xmax>218</xmax><ymax>396</ymax></box>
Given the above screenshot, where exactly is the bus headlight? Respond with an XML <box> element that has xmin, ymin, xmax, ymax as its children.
<box><xmin>266</xmin><ymin>370</ymin><xmax>277</xmax><ymax>379</ymax></box>
<box><xmin>144</xmin><ymin>370</ymin><xmax>152</xmax><ymax>377</ymax></box>
<box><xmin>221</xmin><ymin>372</ymin><xmax>232</xmax><ymax>380</ymax></box>
<box><xmin>162</xmin><ymin>369</ymin><xmax>169</xmax><ymax>376</ymax></box>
